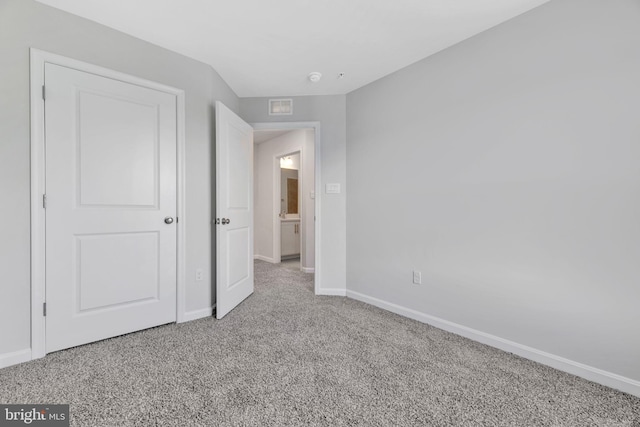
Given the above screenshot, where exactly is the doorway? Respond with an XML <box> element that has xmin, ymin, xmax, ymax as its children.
<box><xmin>279</xmin><ymin>151</ymin><xmax>302</xmax><ymax>265</ymax></box>
<box><xmin>252</xmin><ymin>123</ymin><xmax>321</xmax><ymax>291</ymax></box>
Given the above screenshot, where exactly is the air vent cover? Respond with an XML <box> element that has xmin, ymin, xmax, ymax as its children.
<box><xmin>269</xmin><ymin>99</ymin><xmax>293</xmax><ymax>116</ymax></box>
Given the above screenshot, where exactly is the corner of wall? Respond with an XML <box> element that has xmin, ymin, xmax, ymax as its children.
<box><xmin>345</xmin><ymin>290</ymin><xmax>640</xmax><ymax>398</ymax></box>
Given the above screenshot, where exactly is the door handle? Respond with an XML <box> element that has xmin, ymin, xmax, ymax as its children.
<box><xmin>221</xmin><ymin>218</ymin><xmax>230</xmax><ymax>225</ymax></box>
<box><xmin>164</xmin><ymin>216</ymin><xmax>174</xmax><ymax>224</ymax></box>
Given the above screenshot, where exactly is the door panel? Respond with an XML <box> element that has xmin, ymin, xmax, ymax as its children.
<box><xmin>227</xmin><ymin>125</ymin><xmax>251</xmax><ymax>209</ymax></box>
<box><xmin>281</xmin><ymin>222</ymin><xmax>297</xmax><ymax>257</ymax></box>
<box><xmin>216</xmin><ymin>101</ymin><xmax>254</xmax><ymax>318</ymax></box>
<box><xmin>227</xmin><ymin>228</ymin><xmax>250</xmax><ymax>288</ymax></box>
<box><xmin>45</xmin><ymin>63</ymin><xmax>177</xmax><ymax>353</ymax></box>
<box><xmin>77</xmin><ymin>91</ymin><xmax>159</xmax><ymax>207</ymax></box>
<box><xmin>76</xmin><ymin>232</ymin><xmax>159</xmax><ymax>311</ymax></box>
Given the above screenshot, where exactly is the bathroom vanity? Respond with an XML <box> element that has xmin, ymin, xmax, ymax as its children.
<box><xmin>281</xmin><ymin>218</ymin><xmax>300</xmax><ymax>259</ymax></box>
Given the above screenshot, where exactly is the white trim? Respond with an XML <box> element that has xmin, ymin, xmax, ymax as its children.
<box><xmin>272</xmin><ymin>152</ymin><xmax>283</xmax><ymax>264</ymax></box>
<box><xmin>301</xmin><ymin>267</ymin><xmax>315</xmax><ymax>273</ymax></box>
<box><xmin>0</xmin><ymin>349</ymin><xmax>32</xmax><ymax>369</ymax></box>
<box><xmin>182</xmin><ymin>306</ymin><xmax>214</xmax><ymax>322</ymax></box>
<box><xmin>254</xmin><ymin>254</ymin><xmax>277</xmax><ymax>263</ymax></box>
<box><xmin>175</xmin><ymin>90</ymin><xmax>187</xmax><ymax>324</ymax></box>
<box><xmin>346</xmin><ymin>290</ymin><xmax>640</xmax><ymax>398</ymax></box>
<box><xmin>252</xmin><ymin>122</ymin><xmax>322</xmax><ymax>295</ymax></box>
<box><xmin>30</xmin><ymin>50</ymin><xmax>47</xmax><ymax>360</ymax></box>
<box><xmin>317</xmin><ymin>288</ymin><xmax>347</xmax><ymax>297</ymax></box>
<box><xmin>29</xmin><ymin>49</ymin><xmax>188</xmax><ymax>357</ymax></box>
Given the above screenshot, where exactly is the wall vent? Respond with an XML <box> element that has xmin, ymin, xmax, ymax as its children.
<box><xmin>269</xmin><ymin>99</ymin><xmax>293</xmax><ymax>116</ymax></box>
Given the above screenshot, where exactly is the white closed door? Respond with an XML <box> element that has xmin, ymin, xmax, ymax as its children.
<box><xmin>45</xmin><ymin>63</ymin><xmax>177</xmax><ymax>353</ymax></box>
<box><xmin>215</xmin><ymin>101</ymin><xmax>254</xmax><ymax>319</ymax></box>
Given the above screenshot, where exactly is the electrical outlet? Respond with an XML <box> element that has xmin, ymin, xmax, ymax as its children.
<box><xmin>413</xmin><ymin>270</ymin><xmax>422</xmax><ymax>285</ymax></box>
<box><xmin>195</xmin><ymin>268</ymin><xmax>204</xmax><ymax>281</ymax></box>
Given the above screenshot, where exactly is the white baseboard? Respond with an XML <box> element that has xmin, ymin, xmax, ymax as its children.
<box><xmin>0</xmin><ymin>348</ymin><xmax>32</xmax><ymax>369</ymax></box>
<box><xmin>182</xmin><ymin>306</ymin><xmax>213</xmax><ymax>322</ymax></box>
<box><xmin>317</xmin><ymin>288</ymin><xmax>347</xmax><ymax>296</ymax></box>
<box><xmin>301</xmin><ymin>267</ymin><xmax>315</xmax><ymax>273</ymax></box>
<box><xmin>254</xmin><ymin>254</ymin><xmax>277</xmax><ymax>263</ymax></box>
<box><xmin>346</xmin><ymin>290</ymin><xmax>640</xmax><ymax>398</ymax></box>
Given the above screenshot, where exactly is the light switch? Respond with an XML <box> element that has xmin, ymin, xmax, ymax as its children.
<box><xmin>310</xmin><ymin>191</ymin><xmax>315</xmax><ymax>200</ymax></box>
<box><xmin>326</xmin><ymin>183</ymin><xmax>341</xmax><ymax>194</ymax></box>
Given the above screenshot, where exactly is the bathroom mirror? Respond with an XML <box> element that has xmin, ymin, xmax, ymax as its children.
<box><xmin>281</xmin><ymin>168</ymin><xmax>299</xmax><ymax>214</ymax></box>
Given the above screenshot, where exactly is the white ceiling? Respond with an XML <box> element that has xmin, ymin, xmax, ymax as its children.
<box><xmin>35</xmin><ymin>0</ymin><xmax>549</xmax><ymax>98</ymax></box>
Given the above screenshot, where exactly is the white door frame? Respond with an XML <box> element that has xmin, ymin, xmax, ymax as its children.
<box><xmin>252</xmin><ymin>122</ymin><xmax>321</xmax><ymax>294</ymax></box>
<box><xmin>29</xmin><ymin>49</ymin><xmax>187</xmax><ymax>360</ymax></box>
<box><xmin>273</xmin><ymin>148</ymin><xmax>302</xmax><ymax>266</ymax></box>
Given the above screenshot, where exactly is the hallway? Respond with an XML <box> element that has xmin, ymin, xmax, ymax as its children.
<box><xmin>254</xmin><ymin>258</ymin><xmax>313</xmax><ymax>293</ymax></box>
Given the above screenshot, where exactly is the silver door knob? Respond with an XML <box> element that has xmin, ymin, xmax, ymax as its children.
<box><xmin>164</xmin><ymin>217</ymin><xmax>174</xmax><ymax>224</ymax></box>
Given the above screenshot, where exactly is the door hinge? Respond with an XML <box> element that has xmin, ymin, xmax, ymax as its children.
<box><xmin>43</xmin><ymin>194</ymin><xmax>47</xmax><ymax>209</ymax></box>
<box><xmin>43</xmin><ymin>302</ymin><xmax>47</xmax><ymax>317</ymax></box>
<box><xmin>42</xmin><ymin>85</ymin><xmax>46</xmax><ymax>101</ymax></box>
<box><xmin>176</xmin><ymin>217</ymin><xmax>179</xmax><ymax>223</ymax></box>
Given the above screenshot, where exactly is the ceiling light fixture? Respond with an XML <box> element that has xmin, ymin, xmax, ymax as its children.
<box><xmin>280</xmin><ymin>156</ymin><xmax>293</xmax><ymax>168</ymax></box>
<box><xmin>308</xmin><ymin>72</ymin><xmax>322</xmax><ymax>83</ymax></box>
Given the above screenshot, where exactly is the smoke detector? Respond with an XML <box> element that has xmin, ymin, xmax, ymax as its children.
<box><xmin>308</xmin><ymin>72</ymin><xmax>322</xmax><ymax>83</ymax></box>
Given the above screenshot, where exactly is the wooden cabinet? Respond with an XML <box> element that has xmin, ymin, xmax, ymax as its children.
<box><xmin>281</xmin><ymin>220</ymin><xmax>300</xmax><ymax>258</ymax></box>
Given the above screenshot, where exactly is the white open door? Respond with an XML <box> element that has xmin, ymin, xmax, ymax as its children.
<box><xmin>215</xmin><ymin>101</ymin><xmax>254</xmax><ymax>318</ymax></box>
<box><xmin>44</xmin><ymin>63</ymin><xmax>178</xmax><ymax>352</ymax></box>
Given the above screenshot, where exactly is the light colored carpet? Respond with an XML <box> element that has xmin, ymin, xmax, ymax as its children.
<box><xmin>279</xmin><ymin>258</ymin><xmax>301</xmax><ymax>272</ymax></box>
<box><xmin>1</xmin><ymin>260</ymin><xmax>638</xmax><ymax>426</ymax></box>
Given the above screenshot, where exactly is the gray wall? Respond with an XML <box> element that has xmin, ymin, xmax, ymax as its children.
<box><xmin>240</xmin><ymin>96</ymin><xmax>346</xmax><ymax>292</ymax></box>
<box><xmin>346</xmin><ymin>0</ymin><xmax>640</xmax><ymax>381</ymax></box>
<box><xmin>0</xmin><ymin>0</ymin><xmax>238</xmax><ymax>357</ymax></box>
